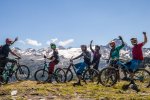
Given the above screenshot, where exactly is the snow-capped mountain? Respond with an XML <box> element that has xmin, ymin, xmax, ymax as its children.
<box><xmin>10</xmin><ymin>39</ymin><xmax>150</xmax><ymax>80</ymax></box>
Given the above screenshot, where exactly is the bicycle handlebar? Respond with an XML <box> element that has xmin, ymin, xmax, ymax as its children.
<box><xmin>102</xmin><ymin>58</ymin><xmax>109</xmax><ymax>61</ymax></box>
<box><xmin>15</xmin><ymin>58</ymin><xmax>21</xmax><ymax>60</ymax></box>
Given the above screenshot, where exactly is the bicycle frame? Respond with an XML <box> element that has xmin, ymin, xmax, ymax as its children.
<box><xmin>2</xmin><ymin>58</ymin><xmax>20</xmax><ymax>81</ymax></box>
<box><xmin>43</xmin><ymin>58</ymin><xmax>48</xmax><ymax>70</ymax></box>
<box><xmin>66</xmin><ymin>61</ymin><xmax>91</xmax><ymax>78</ymax></box>
<box><xmin>66</xmin><ymin>62</ymin><xmax>78</xmax><ymax>76</ymax></box>
<box><xmin>117</xmin><ymin>61</ymin><xmax>129</xmax><ymax>70</ymax></box>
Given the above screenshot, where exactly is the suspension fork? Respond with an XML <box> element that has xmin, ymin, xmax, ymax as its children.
<box><xmin>9</xmin><ymin>62</ymin><xmax>16</xmax><ymax>76</ymax></box>
<box><xmin>43</xmin><ymin>63</ymin><xmax>47</xmax><ymax>76</ymax></box>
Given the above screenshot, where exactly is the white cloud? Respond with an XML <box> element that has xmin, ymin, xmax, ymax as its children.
<box><xmin>58</xmin><ymin>39</ymin><xmax>74</xmax><ymax>46</ymax></box>
<box><xmin>18</xmin><ymin>40</ymin><xmax>26</xmax><ymax>45</ymax></box>
<box><xmin>51</xmin><ymin>38</ymin><xmax>58</xmax><ymax>43</ymax></box>
<box><xmin>46</xmin><ymin>38</ymin><xmax>58</xmax><ymax>45</ymax></box>
<box><xmin>26</xmin><ymin>39</ymin><xmax>42</xmax><ymax>46</ymax></box>
<box><xmin>46</xmin><ymin>41</ymin><xmax>51</xmax><ymax>45</ymax></box>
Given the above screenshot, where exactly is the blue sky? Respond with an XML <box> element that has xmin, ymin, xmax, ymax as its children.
<box><xmin>0</xmin><ymin>0</ymin><xmax>150</xmax><ymax>49</ymax></box>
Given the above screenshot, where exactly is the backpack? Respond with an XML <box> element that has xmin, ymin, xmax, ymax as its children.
<box><xmin>0</xmin><ymin>45</ymin><xmax>3</xmax><ymax>54</ymax></box>
<box><xmin>0</xmin><ymin>45</ymin><xmax>4</xmax><ymax>58</ymax></box>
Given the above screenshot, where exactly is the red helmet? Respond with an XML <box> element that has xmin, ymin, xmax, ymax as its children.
<box><xmin>6</xmin><ymin>38</ymin><xmax>13</xmax><ymax>44</ymax></box>
<box><xmin>109</xmin><ymin>41</ymin><xmax>116</xmax><ymax>47</ymax></box>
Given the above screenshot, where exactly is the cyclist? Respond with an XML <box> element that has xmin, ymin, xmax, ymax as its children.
<box><xmin>122</xmin><ymin>32</ymin><xmax>148</xmax><ymax>92</ymax></box>
<box><xmin>0</xmin><ymin>38</ymin><xmax>21</xmax><ymax>82</ymax></box>
<box><xmin>72</xmin><ymin>45</ymin><xmax>91</xmax><ymax>86</ymax></box>
<box><xmin>107</xmin><ymin>36</ymin><xmax>125</xmax><ymax>67</ymax></box>
<box><xmin>44</xmin><ymin>43</ymin><xmax>59</xmax><ymax>82</ymax></box>
<box><xmin>90</xmin><ymin>40</ymin><xmax>101</xmax><ymax>70</ymax></box>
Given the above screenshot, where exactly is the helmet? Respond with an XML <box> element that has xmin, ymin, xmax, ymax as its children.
<box><xmin>81</xmin><ymin>45</ymin><xmax>87</xmax><ymax>50</ymax></box>
<box><xmin>130</xmin><ymin>38</ymin><xmax>137</xmax><ymax>41</ymax></box>
<box><xmin>109</xmin><ymin>41</ymin><xmax>115</xmax><ymax>47</ymax></box>
<box><xmin>6</xmin><ymin>38</ymin><xmax>13</xmax><ymax>44</ymax></box>
<box><xmin>95</xmin><ymin>45</ymin><xmax>100</xmax><ymax>50</ymax></box>
<box><xmin>130</xmin><ymin>38</ymin><xmax>137</xmax><ymax>45</ymax></box>
<box><xmin>50</xmin><ymin>43</ymin><xmax>56</xmax><ymax>49</ymax></box>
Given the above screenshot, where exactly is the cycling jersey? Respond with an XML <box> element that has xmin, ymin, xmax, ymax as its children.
<box><xmin>51</xmin><ymin>50</ymin><xmax>59</xmax><ymax>64</ymax></box>
<box><xmin>132</xmin><ymin>43</ymin><xmax>144</xmax><ymax>60</ymax></box>
<box><xmin>90</xmin><ymin>45</ymin><xmax>101</xmax><ymax>70</ymax></box>
<box><xmin>110</xmin><ymin>44</ymin><xmax>124</xmax><ymax>60</ymax></box>
<box><xmin>128</xmin><ymin>43</ymin><xmax>144</xmax><ymax>72</ymax></box>
<box><xmin>49</xmin><ymin>49</ymin><xmax>59</xmax><ymax>74</ymax></box>
<box><xmin>73</xmin><ymin>51</ymin><xmax>91</xmax><ymax>66</ymax></box>
<box><xmin>0</xmin><ymin>44</ymin><xmax>11</xmax><ymax>58</ymax></box>
<box><xmin>73</xmin><ymin>50</ymin><xmax>91</xmax><ymax>75</ymax></box>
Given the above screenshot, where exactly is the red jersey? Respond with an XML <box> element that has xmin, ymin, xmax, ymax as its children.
<box><xmin>132</xmin><ymin>43</ymin><xmax>144</xmax><ymax>60</ymax></box>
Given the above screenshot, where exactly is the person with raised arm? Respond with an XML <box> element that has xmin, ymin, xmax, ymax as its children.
<box><xmin>0</xmin><ymin>37</ymin><xmax>21</xmax><ymax>82</ymax></box>
<box><xmin>122</xmin><ymin>32</ymin><xmax>148</xmax><ymax>92</ymax></box>
<box><xmin>107</xmin><ymin>36</ymin><xmax>125</xmax><ymax>67</ymax></box>
<box><xmin>90</xmin><ymin>40</ymin><xmax>101</xmax><ymax>70</ymax></box>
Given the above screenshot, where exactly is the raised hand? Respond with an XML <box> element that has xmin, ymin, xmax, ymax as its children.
<box><xmin>14</xmin><ymin>37</ymin><xmax>18</xmax><ymax>41</ymax></box>
<box><xmin>143</xmin><ymin>32</ymin><xmax>146</xmax><ymax>35</ymax></box>
<box><xmin>90</xmin><ymin>40</ymin><xmax>93</xmax><ymax>44</ymax></box>
<box><xmin>118</xmin><ymin>36</ymin><xmax>123</xmax><ymax>40</ymax></box>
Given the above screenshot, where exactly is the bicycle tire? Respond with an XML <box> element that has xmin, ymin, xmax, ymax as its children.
<box><xmin>134</xmin><ymin>68</ymin><xmax>150</xmax><ymax>88</ymax></box>
<box><xmin>98</xmin><ymin>67</ymin><xmax>118</xmax><ymax>87</ymax></box>
<box><xmin>54</xmin><ymin>68</ymin><xmax>65</xmax><ymax>83</ymax></box>
<box><xmin>15</xmin><ymin>65</ymin><xmax>30</xmax><ymax>81</ymax></box>
<box><xmin>34</xmin><ymin>69</ymin><xmax>49</xmax><ymax>82</ymax></box>
<box><xmin>64</xmin><ymin>68</ymin><xmax>73</xmax><ymax>82</ymax></box>
<box><xmin>83</xmin><ymin>68</ymin><xmax>99</xmax><ymax>84</ymax></box>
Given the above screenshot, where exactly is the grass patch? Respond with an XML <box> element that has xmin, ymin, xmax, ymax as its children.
<box><xmin>0</xmin><ymin>81</ymin><xmax>149</xmax><ymax>100</ymax></box>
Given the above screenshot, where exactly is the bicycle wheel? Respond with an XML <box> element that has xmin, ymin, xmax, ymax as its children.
<box><xmin>83</xmin><ymin>68</ymin><xmax>99</xmax><ymax>84</ymax></box>
<box><xmin>54</xmin><ymin>68</ymin><xmax>65</xmax><ymax>83</ymax></box>
<box><xmin>134</xmin><ymin>68</ymin><xmax>150</xmax><ymax>88</ymax></box>
<box><xmin>15</xmin><ymin>65</ymin><xmax>30</xmax><ymax>81</ymax></box>
<box><xmin>34</xmin><ymin>69</ymin><xmax>49</xmax><ymax>82</ymax></box>
<box><xmin>64</xmin><ymin>68</ymin><xmax>73</xmax><ymax>82</ymax></box>
<box><xmin>98</xmin><ymin>67</ymin><xmax>118</xmax><ymax>87</ymax></box>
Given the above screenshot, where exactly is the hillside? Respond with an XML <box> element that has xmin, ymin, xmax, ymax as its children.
<box><xmin>0</xmin><ymin>81</ymin><xmax>150</xmax><ymax>100</ymax></box>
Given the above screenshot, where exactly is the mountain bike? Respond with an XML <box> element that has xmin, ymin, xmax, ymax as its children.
<box><xmin>98</xmin><ymin>59</ymin><xmax>150</xmax><ymax>88</ymax></box>
<box><xmin>63</xmin><ymin>57</ymin><xmax>99</xmax><ymax>84</ymax></box>
<box><xmin>34</xmin><ymin>56</ymin><xmax>65</xmax><ymax>83</ymax></box>
<box><xmin>0</xmin><ymin>58</ymin><xmax>30</xmax><ymax>84</ymax></box>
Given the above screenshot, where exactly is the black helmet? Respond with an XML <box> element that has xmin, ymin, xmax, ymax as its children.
<box><xmin>81</xmin><ymin>45</ymin><xmax>87</xmax><ymax>49</ymax></box>
<box><xmin>95</xmin><ymin>45</ymin><xmax>100</xmax><ymax>50</ymax></box>
<box><xmin>130</xmin><ymin>38</ymin><xmax>137</xmax><ymax>45</ymax></box>
<box><xmin>50</xmin><ymin>43</ymin><xmax>56</xmax><ymax>49</ymax></box>
<box><xmin>130</xmin><ymin>38</ymin><xmax>137</xmax><ymax>41</ymax></box>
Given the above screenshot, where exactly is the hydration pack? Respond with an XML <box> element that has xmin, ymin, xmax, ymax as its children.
<box><xmin>0</xmin><ymin>45</ymin><xmax>4</xmax><ymax>58</ymax></box>
<box><xmin>0</xmin><ymin>45</ymin><xmax>3</xmax><ymax>54</ymax></box>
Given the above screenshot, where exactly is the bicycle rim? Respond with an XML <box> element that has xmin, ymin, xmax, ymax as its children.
<box><xmin>15</xmin><ymin>65</ymin><xmax>30</xmax><ymax>81</ymax></box>
<box><xmin>34</xmin><ymin>69</ymin><xmax>49</xmax><ymax>82</ymax></box>
<box><xmin>83</xmin><ymin>69</ymin><xmax>99</xmax><ymax>84</ymax></box>
<box><xmin>99</xmin><ymin>68</ymin><xmax>117</xmax><ymax>87</ymax></box>
<box><xmin>55</xmin><ymin>68</ymin><xmax>65</xmax><ymax>83</ymax></box>
<box><xmin>64</xmin><ymin>68</ymin><xmax>73</xmax><ymax>82</ymax></box>
<box><xmin>134</xmin><ymin>69</ymin><xmax>150</xmax><ymax>88</ymax></box>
